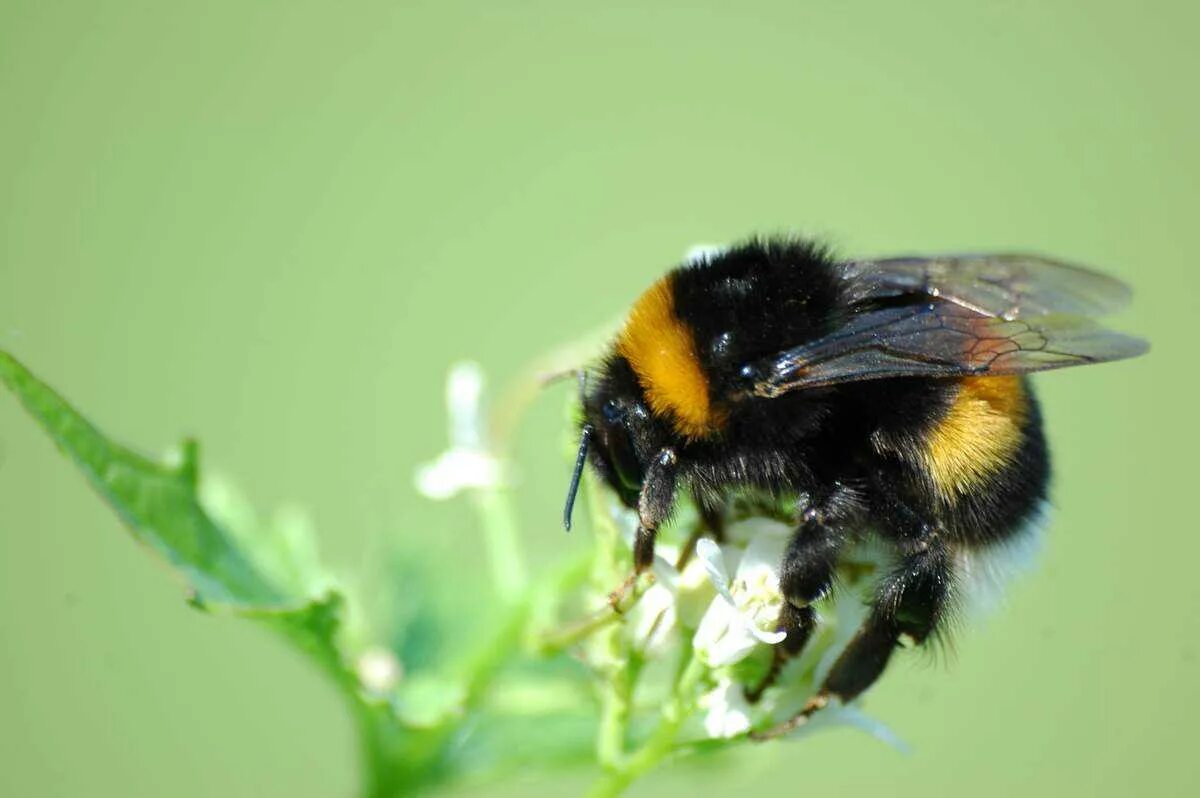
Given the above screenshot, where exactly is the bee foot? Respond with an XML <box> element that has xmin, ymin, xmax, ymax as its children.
<box><xmin>607</xmin><ymin>570</ymin><xmax>653</xmax><ymax>614</ymax></box>
<box><xmin>749</xmin><ymin>693</ymin><xmax>830</xmax><ymax>741</ymax></box>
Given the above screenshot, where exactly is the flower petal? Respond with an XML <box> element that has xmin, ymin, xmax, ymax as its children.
<box><xmin>699</xmin><ymin>678</ymin><xmax>752</xmax><ymax>738</ymax></box>
<box><xmin>693</xmin><ymin>597</ymin><xmax>760</xmax><ymax>666</ymax></box>
<box><xmin>446</xmin><ymin>361</ymin><xmax>485</xmax><ymax>448</ymax></box>
<box><xmin>675</xmin><ymin>556</ymin><xmax>717</xmax><ymax>628</ymax></box>
<box><xmin>745</xmin><ymin>622</ymin><xmax>787</xmax><ymax>645</ymax></box>
<box><xmin>630</xmin><ymin>582</ymin><xmax>677</xmax><ymax>655</ymax></box>
<box><xmin>696</xmin><ymin>538</ymin><xmax>735</xmax><ymax>606</ymax></box>
<box><xmin>414</xmin><ymin>449</ymin><xmax>502</xmax><ymax>499</ymax></box>
<box><xmin>650</xmin><ymin>544</ymin><xmax>682</xmax><ymax>585</ymax></box>
<box><xmin>694</xmin><ymin>537</ymin><xmax>787</xmax><ymax>655</ymax></box>
<box><xmin>734</xmin><ymin>523</ymin><xmax>791</xmax><ymax>583</ymax></box>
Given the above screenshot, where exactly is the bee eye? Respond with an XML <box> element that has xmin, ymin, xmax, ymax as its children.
<box><xmin>710</xmin><ymin>331</ymin><xmax>734</xmax><ymax>361</ymax></box>
<box><xmin>597</xmin><ymin>400</ymin><xmax>643</xmax><ymax>491</ymax></box>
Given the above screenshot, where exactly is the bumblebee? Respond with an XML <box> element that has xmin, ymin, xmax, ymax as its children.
<box><xmin>562</xmin><ymin>238</ymin><xmax>1145</xmax><ymax>735</ymax></box>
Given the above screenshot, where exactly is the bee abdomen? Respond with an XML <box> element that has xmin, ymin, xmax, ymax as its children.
<box><xmin>922</xmin><ymin>375</ymin><xmax>1031</xmax><ymax>501</ymax></box>
<box><xmin>924</xmin><ymin>376</ymin><xmax>1051</xmax><ymax>547</ymax></box>
<box><xmin>868</xmin><ymin>375</ymin><xmax>1050</xmax><ymax>545</ymax></box>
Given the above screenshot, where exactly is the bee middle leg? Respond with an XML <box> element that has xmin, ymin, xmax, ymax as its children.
<box><xmin>746</xmin><ymin>509</ymin><xmax>848</xmax><ymax>702</ymax></box>
<box><xmin>753</xmin><ymin>531</ymin><xmax>953</xmax><ymax>739</ymax></box>
<box><xmin>676</xmin><ymin>493</ymin><xmax>726</xmax><ymax>569</ymax></box>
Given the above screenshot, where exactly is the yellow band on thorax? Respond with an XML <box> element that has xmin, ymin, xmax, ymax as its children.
<box><xmin>617</xmin><ymin>277</ymin><xmax>723</xmax><ymax>439</ymax></box>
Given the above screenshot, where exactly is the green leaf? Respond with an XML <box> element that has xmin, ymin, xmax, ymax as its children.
<box><xmin>0</xmin><ymin>349</ymin><xmax>297</xmax><ymax>610</ymax></box>
<box><xmin>0</xmin><ymin>350</ymin><xmax>584</xmax><ymax>795</ymax></box>
<box><xmin>247</xmin><ymin>592</ymin><xmax>348</xmax><ymax>682</ymax></box>
<box><xmin>453</xmin><ymin>707</ymin><xmax>598</xmax><ymax>783</ymax></box>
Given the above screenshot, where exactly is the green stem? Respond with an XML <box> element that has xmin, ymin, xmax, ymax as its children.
<box><xmin>588</xmin><ymin>652</ymin><xmax>707</xmax><ymax>798</ymax></box>
<box><xmin>533</xmin><ymin>573</ymin><xmax>650</xmax><ymax>656</ymax></box>
<box><xmin>256</xmin><ymin>606</ymin><xmax>425</xmax><ymax>796</ymax></box>
<box><xmin>471</xmin><ymin>487</ymin><xmax>527</xmax><ymax>604</ymax></box>
<box><xmin>536</xmin><ymin>606</ymin><xmax>621</xmax><ymax>656</ymax></box>
<box><xmin>353</xmin><ymin>700</ymin><xmax>423</xmax><ymax>798</ymax></box>
<box><xmin>595</xmin><ymin>630</ymin><xmax>639</xmax><ymax>769</ymax></box>
<box><xmin>373</xmin><ymin>550</ymin><xmax>597</xmax><ymax>792</ymax></box>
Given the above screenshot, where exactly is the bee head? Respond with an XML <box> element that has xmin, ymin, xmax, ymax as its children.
<box><xmin>563</xmin><ymin>356</ymin><xmax>668</xmax><ymax>531</ymax></box>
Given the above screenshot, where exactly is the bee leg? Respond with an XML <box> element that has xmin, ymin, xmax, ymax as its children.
<box><xmin>676</xmin><ymin>494</ymin><xmax>725</xmax><ymax>569</ymax></box>
<box><xmin>753</xmin><ymin>533</ymin><xmax>952</xmax><ymax>740</ymax></box>
<box><xmin>745</xmin><ymin>602</ymin><xmax>817</xmax><ymax>702</ymax></box>
<box><xmin>698</xmin><ymin>497</ymin><xmax>727</xmax><ymax>542</ymax></box>
<box><xmin>633</xmin><ymin>448</ymin><xmax>679</xmax><ymax>572</ymax></box>
<box><xmin>604</xmin><ymin>450</ymin><xmax>680</xmax><ymax>611</ymax></box>
<box><xmin>747</xmin><ymin>509</ymin><xmax>847</xmax><ymax>702</ymax></box>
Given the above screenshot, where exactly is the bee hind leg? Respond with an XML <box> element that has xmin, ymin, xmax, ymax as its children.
<box><xmin>752</xmin><ymin>532</ymin><xmax>953</xmax><ymax>740</ymax></box>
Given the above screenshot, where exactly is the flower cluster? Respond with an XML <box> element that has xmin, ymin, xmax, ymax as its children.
<box><xmin>597</xmin><ymin>499</ymin><xmax>903</xmax><ymax>743</ymax></box>
<box><xmin>414</xmin><ymin>360</ymin><xmax>906</xmax><ymax>794</ymax></box>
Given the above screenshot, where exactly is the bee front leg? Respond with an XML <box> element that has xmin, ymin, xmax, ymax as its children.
<box><xmin>633</xmin><ymin>448</ymin><xmax>679</xmax><ymax>572</ymax></box>
<box><xmin>605</xmin><ymin>449</ymin><xmax>679</xmax><ymax>613</ymax></box>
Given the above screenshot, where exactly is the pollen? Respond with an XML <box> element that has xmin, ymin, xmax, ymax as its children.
<box><xmin>925</xmin><ymin>375</ymin><xmax>1028</xmax><ymax>499</ymax></box>
<box><xmin>618</xmin><ymin>277</ymin><xmax>723</xmax><ymax>439</ymax></box>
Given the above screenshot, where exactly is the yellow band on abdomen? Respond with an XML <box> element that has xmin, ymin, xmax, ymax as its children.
<box><xmin>924</xmin><ymin>375</ymin><xmax>1028</xmax><ymax>500</ymax></box>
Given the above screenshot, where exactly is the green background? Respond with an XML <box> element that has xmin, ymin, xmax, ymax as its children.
<box><xmin>1</xmin><ymin>1</ymin><xmax>1194</xmax><ymax>796</ymax></box>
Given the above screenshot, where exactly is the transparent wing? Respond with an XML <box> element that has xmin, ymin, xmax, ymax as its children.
<box><xmin>746</xmin><ymin>302</ymin><xmax>1148</xmax><ymax>397</ymax></box>
<box><xmin>841</xmin><ymin>254</ymin><xmax>1133</xmax><ymax>320</ymax></box>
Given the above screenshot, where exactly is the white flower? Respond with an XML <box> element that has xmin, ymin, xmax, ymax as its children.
<box><xmin>625</xmin><ymin>541</ymin><xmax>719</xmax><ymax>656</ymax></box>
<box><xmin>415</xmin><ymin>362</ymin><xmax>505</xmax><ymax>499</ymax></box>
<box><xmin>692</xmin><ymin>523</ymin><xmax>790</xmax><ymax>667</ymax></box>
<box><xmin>356</xmin><ymin>646</ymin><xmax>403</xmax><ymax>695</ymax></box>
<box><xmin>698</xmin><ymin>677</ymin><xmax>753</xmax><ymax>738</ymax></box>
<box><xmin>675</xmin><ymin>554</ymin><xmax>718</xmax><ymax>628</ymax></box>
<box><xmin>630</xmin><ymin>579</ymin><xmax>678</xmax><ymax>655</ymax></box>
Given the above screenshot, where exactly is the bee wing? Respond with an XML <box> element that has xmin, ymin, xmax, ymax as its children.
<box><xmin>747</xmin><ymin>302</ymin><xmax>1147</xmax><ymax>397</ymax></box>
<box><xmin>841</xmin><ymin>253</ymin><xmax>1133</xmax><ymax>319</ymax></box>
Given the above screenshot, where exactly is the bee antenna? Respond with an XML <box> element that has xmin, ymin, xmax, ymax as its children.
<box><xmin>563</xmin><ymin>424</ymin><xmax>593</xmax><ymax>532</ymax></box>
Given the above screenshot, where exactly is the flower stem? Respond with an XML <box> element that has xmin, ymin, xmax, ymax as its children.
<box><xmin>471</xmin><ymin>487</ymin><xmax>527</xmax><ymax>604</ymax></box>
<box><xmin>535</xmin><ymin>606</ymin><xmax>621</xmax><ymax>655</ymax></box>
<box><xmin>588</xmin><ymin>651</ymin><xmax>707</xmax><ymax>798</ymax></box>
<box><xmin>533</xmin><ymin>573</ymin><xmax>651</xmax><ymax>656</ymax></box>
<box><xmin>596</xmin><ymin>631</ymin><xmax>639</xmax><ymax>770</ymax></box>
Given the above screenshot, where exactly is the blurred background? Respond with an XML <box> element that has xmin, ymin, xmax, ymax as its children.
<box><xmin>1</xmin><ymin>1</ymin><xmax>1195</xmax><ymax>795</ymax></box>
